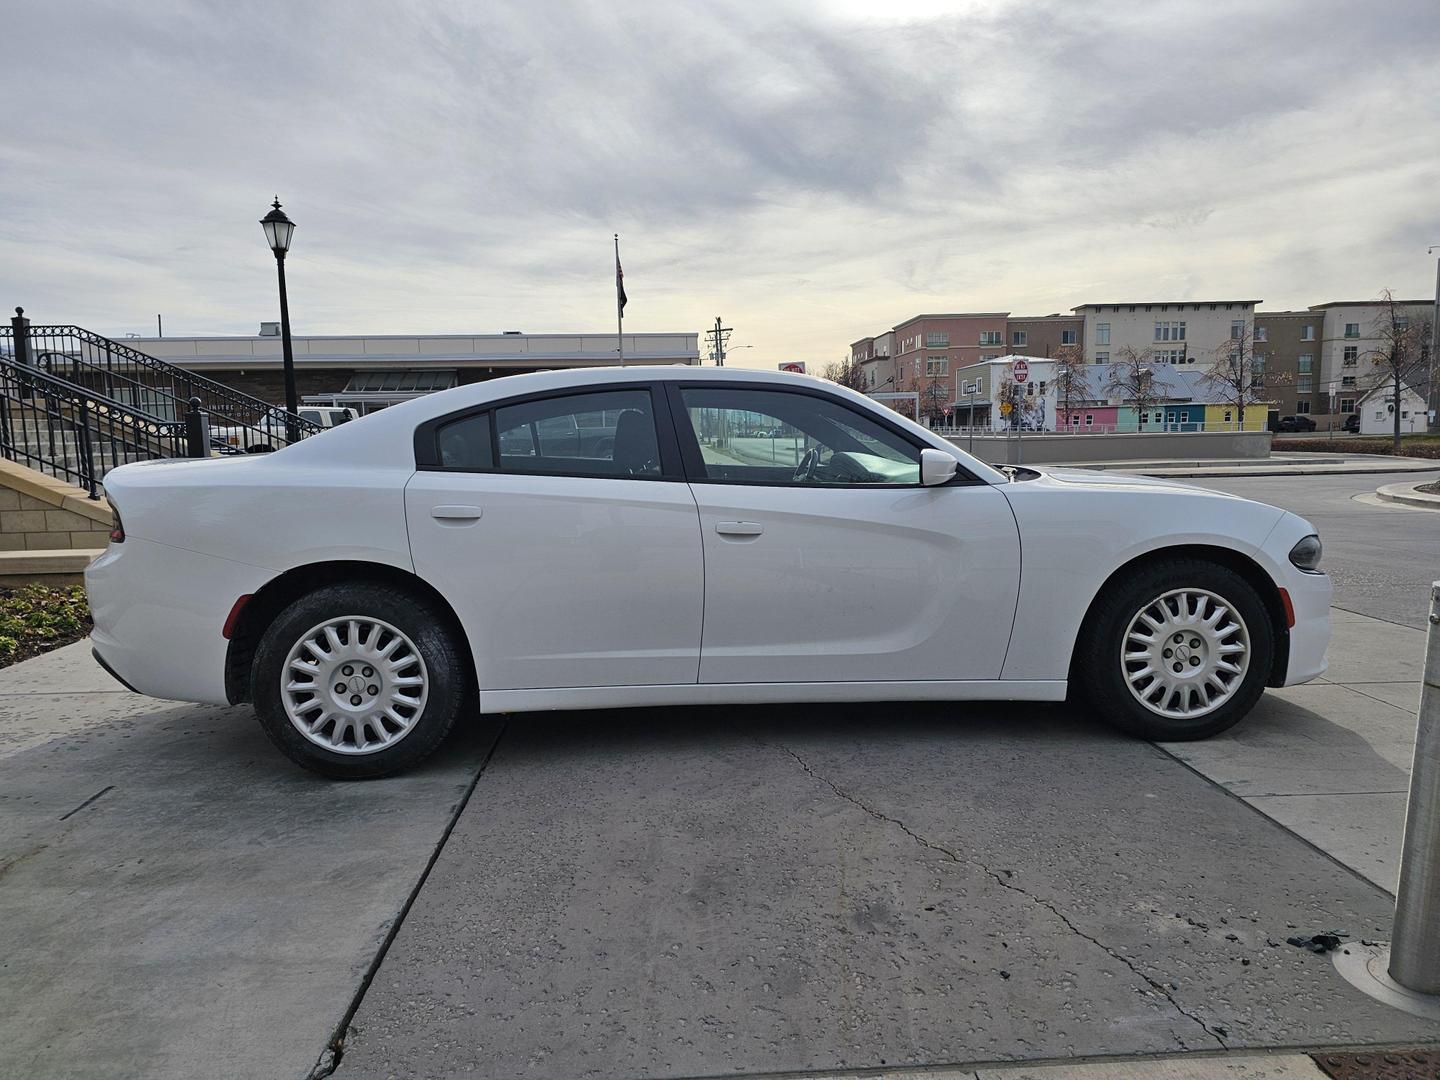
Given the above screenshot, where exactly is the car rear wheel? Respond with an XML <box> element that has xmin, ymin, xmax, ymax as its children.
<box><xmin>252</xmin><ymin>583</ymin><xmax>467</xmax><ymax>778</ymax></box>
<box><xmin>1077</xmin><ymin>558</ymin><xmax>1273</xmax><ymax>741</ymax></box>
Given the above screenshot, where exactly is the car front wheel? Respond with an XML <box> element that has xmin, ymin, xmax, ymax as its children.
<box><xmin>251</xmin><ymin>583</ymin><xmax>467</xmax><ymax>779</ymax></box>
<box><xmin>1077</xmin><ymin>559</ymin><xmax>1273</xmax><ymax>741</ymax></box>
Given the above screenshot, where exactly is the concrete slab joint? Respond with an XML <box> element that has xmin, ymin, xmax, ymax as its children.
<box><xmin>765</xmin><ymin>737</ymin><xmax>1230</xmax><ymax>1052</ymax></box>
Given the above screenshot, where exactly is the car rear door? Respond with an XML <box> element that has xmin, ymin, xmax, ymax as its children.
<box><xmin>667</xmin><ymin>382</ymin><xmax>1021</xmax><ymax>685</ymax></box>
<box><xmin>405</xmin><ymin>383</ymin><xmax>704</xmax><ymax>691</ymax></box>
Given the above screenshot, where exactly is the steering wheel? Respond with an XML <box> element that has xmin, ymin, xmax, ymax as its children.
<box><xmin>792</xmin><ymin>447</ymin><xmax>820</xmax><ymax>483</ymax></box>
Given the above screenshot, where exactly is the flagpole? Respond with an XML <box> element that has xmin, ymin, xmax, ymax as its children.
<box><xmin>614</xmin><ymin>233</ymin><xmax>625</xmax><ymax>367</ymax></box>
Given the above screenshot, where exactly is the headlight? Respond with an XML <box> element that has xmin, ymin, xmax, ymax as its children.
<box><xmin>1289</xmin><ymin>534</ymin><xmax>1323</xmax><ymax>572</ymax></box>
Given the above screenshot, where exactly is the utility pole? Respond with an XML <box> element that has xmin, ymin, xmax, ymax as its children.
<box><xmin>707</xmin><ymin>317</ymin><xmax>732</xmax><ymax>366</ymax></box>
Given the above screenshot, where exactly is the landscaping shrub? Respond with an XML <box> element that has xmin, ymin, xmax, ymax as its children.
<box><xmin>1282</xmin><ymin>436</ymin><xmax>1440</xmax><ymax>459</ymax></box>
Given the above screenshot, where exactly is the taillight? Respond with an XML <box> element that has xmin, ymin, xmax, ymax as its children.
<box><xmin>109</xmin><ymin>508</ymin><xmax>125</xmax><ymax>544</ymax></box>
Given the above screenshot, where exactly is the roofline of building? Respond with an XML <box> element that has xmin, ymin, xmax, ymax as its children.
<box><xmin>891</xmin><ymin>313</ymin><xmax>1010</xmax><ymax>328</ymax></box>
<box><xmin>1308</xmin><ymin>300</ymin><xmax>1431</xmax><ymax>309</ymax></box>
<box><xmin>1071</xmin><ymin>301</ymin><xmax>1262</xmax><ymax>311</ymax></box>
<box><xmin>124</xmin><ymin>331</ymin><xmax>696</xmax><ymax>343</ymax></box>
<box><xmin>1007</xmin><ymin>314</ymin><xmax>1080</xmax><ymax>321</ymax></box>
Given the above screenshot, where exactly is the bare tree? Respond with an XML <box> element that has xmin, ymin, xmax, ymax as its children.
<box><xmin>821</xmin><ymin>356</ymin><xmax>870</xmax><ymax>393</ymax></box>
<box><xmin>1051</xmin><ymin>344</ymin><xmax>1090</xmax><ymax>429</ymax></box>
<box><xmin>1363</xmin><ymin>289</ymin><xmax>1434</xmax><ymax>453</ymax></box>
<box><xmin>1197</xmin><ymin>323</ymin><xmax>1283</xmax><ymax>431</ymax></box>
<box><xmin>1105</xmin><ymin>346</ymin><xmax>1162</xmax><ymax>429</ymax></box>
<box><xmin>996</xmin><ymin>376</ymin><xmax>1034</xmax><ymax>431</ymax></box>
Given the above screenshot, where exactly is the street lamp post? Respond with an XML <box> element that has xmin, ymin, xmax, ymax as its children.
<box><xmin>260</xmin><ymin>198</ymin><xmax>300</xmax><ymax>443</ymax></box>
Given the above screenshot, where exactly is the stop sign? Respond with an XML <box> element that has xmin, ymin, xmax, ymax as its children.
<box><xmin>1011</xmin><ymin>359</ymin><xmax>1029</xmax><ymax>383</ymax></box>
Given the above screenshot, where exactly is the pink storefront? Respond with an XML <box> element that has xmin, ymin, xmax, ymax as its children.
<box><xmin>1057</xmin><ymin>406</ymin><xmax>1119</xmax><ymax>432</ymax></box>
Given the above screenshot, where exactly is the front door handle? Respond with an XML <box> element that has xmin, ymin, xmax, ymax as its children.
<box><xmin>715</xmin><ymin>521</ymin><xmax>763</xmax><ymax>537</ymax></box>
<box><xmin>431</xmin><ymin>505</ymin><xmax>483</xmax><ymax>521</ymax></box>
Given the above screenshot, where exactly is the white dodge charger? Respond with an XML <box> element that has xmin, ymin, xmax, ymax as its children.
<box><xmin>87</xmin><ymin>366</ymin><xmax>1330</xmax><ymax>778</ymax></box>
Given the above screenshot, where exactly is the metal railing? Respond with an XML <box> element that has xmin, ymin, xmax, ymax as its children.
<box><xmin>1</xmin><ymin>318</ymin><xmax>321</xmax><ymax>451</ymax></box>
<box><xmin>0</xmin><ymin>357</ymin><xmax>188</xmax><ymax>497</ymax></box>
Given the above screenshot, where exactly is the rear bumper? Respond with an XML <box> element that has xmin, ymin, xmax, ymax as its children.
<box><xmin>86</xmin><ymin>537</ymin><xmax>274</xmax><ymax>706</ymax></box>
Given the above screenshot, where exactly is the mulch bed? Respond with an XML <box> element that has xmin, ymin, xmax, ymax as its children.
<box><xmin>1417</xmin><ymin>481</ymin><xmax>1440</xmax><ymax>496</ymax></box>
<box><xmin>1283</xmin><ymin>437</ymin><xmax>1440</xmax><ymax>459</ymax></box>
<box><xmin>0</xmin><ymin>585</ymin><xmax>92</xmax><ymax>669</ymax></box>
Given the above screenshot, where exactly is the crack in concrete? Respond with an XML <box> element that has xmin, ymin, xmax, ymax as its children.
<box><xmin>769</xmin><ymin>739</ymin><xmax>1229</xmax><ymax>1053</ymax></box>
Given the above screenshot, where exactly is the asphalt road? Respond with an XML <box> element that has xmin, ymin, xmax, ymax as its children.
<box><xmin>1195</xmin><ymin>467</ymin><xmax>1440</xmax><ymax>629</ymax></box>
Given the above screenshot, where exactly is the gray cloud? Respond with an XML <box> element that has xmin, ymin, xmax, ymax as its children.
<box><xmin>0</xmin><ymin>0</ymin><xmax>1436</xmax><ymax>363</ymax></box>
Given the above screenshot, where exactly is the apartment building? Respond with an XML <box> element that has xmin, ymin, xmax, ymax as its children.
<box><xmin>1253</xmin><ymin>311</ymin><xmax>1322</xmax><ymax>420</ymax></box>
<box><xmin>1306</xmin><ymin>299</ymin><xmax>1433</xmax><ymax>425</ymax></box>
<box><xmin>890</xmin><ymin>313</ymin><xmax>1010</xmax><ymax>392</ymax></box>
<box><xmin>849</xmin><ymin>331</ymin><xmax>896</xmax><ymax>392</ymax></box>
<box><xmin>1005</xmin><ymin>314</ymin><xmax>1083</xmax><ymax>358</ymax></box>
<box><xmin>1072</xmin><ymin>301</ymin><xmax>1260</xmax><ymax>367</ymax></box>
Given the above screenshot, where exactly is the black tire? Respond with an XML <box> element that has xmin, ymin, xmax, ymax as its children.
<box><xmin>251</xmin><ymin>582</ymin><xmax>468</xmax><ymax>779</ymax></box>
<box><xmin>1075</xmin><ymin>558</ymin><xmax>1273</xmax><ymax>742</ymax></box>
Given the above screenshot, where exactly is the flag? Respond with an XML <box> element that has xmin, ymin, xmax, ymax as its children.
<box><xmin>615</xmin><ymin>250</ymin><xmax>627</xmax><ymax>317</ymax></box>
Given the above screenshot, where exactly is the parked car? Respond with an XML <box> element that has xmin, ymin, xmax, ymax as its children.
<box><xmin>1270</xmin><ymin>415</ymin><xmax>1317</xmax><ymax>433</ymax></box>
<box><xmin>88</xmin><ymin>367</ymin><xmax>1331</xmax><ymax>779</ymax></box>
<box><xmin>1342</xmin><ymin>413</ymin><xmax>1360</xmax><ymax>433</ymax></box>
<box><xmin>210</xmin><ymin>405</ymin><xmax>357</xmax><ymax>453</ymax></box>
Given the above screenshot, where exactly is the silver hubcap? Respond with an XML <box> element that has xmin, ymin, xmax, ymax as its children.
<box><xmin>1121</xmin><ymin>588</ymin><xmax>1249</xmax><ymax>720</ymax></box>
<box><xmin>281</xmin><ymin>616</ymin><xmax>429</xmax><ymax>755</ymax></box>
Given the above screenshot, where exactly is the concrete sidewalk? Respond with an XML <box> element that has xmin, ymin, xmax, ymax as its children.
<box><xmin>0</xmin><ymin>641</ymin><xmax>500</xmax><ymax>1080</ymax></box>
<box><xmin>1063</xmin><ymin>454</ymin><xmax>1439</xmax><ymax>479</ymax></box>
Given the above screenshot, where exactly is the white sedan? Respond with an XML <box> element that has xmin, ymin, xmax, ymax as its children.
<box><xmin>87</xmin><ymin>367</ymin><xmax>1330</xmax><ymax>778</ymax></box>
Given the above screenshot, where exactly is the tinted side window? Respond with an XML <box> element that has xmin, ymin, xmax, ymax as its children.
<box><xmin>494</xmin><ymin>390</ymin><xmax>660</xmax><ymax>478</ymax></box>
<box><xmin>677</xmin><ymin>388</ymin><xmax>920</xmax><ymax>485</ymax></box>
<box><xmin>437</xmin><ymin>412</ymin><xmax>494</xmax><ymax>469</ymax></box>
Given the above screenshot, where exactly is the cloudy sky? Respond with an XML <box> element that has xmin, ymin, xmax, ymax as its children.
<box><xmin>2</xmin><ymin>0</ymin><xmax>1437</xmax><ymax>370</ymax></box>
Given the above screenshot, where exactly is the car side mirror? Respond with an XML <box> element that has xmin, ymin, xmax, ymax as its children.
<box><xmin>920</xmin><ymin>448</ymin><xmax>959</xmax><ymax>486</ymax></box>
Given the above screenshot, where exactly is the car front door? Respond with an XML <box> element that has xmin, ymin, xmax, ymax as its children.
<box><xmin>668</xmin><ymin>383</ymin><xmax>1021</xmax><ymax>685</ymax></box>
<box><xmin>405</xmin><ymin>385</ymin><xmax>704</xmax><ymax>691</ymax></box>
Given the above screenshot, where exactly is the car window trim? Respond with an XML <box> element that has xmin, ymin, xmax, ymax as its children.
<box><xmin>661</xmin><ymin>381</ymin><xmax>983</xmax><ymax>489</ymax></box>
<box><xmin>414</xmin><ymin>381</ymin><xmax>686</xmax><ymax>481</ymax></box>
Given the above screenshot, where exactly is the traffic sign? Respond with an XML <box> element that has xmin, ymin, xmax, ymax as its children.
<box><xmin>778</xmin><ymin>362</ymin><xmax>806</xmax><ymax>374</ymax></box>
<box><xmin>1011</xmin><ymin>359</ymin><xmax>1029</xmax><ymax>383</ymax></box>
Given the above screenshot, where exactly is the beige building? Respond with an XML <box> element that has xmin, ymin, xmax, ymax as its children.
<box><xmin>1073</xmin><ymin>301</ymin><xmax>1260</xmax><ymax>368</ymax></box>
<box><xmin>1306</xmin><ymin>300</ymin><xmax>1433</xmax><ymax>425</ymax></box>
<box><xmin>128</xmin><ymin>328</ymin><xmax>700</xmax><ymax>413</ymax></box>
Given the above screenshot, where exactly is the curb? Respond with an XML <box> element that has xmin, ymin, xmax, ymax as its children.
<box><xmin>1376</xmin><ymin>481</ymin><xmax>1440</xmax><ymax>510</ymax></box>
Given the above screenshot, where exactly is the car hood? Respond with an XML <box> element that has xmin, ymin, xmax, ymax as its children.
<box><xmin>1014</xmin><ymin>466</ymin><xmax>1241</xmax><ymax>499</ymax></box>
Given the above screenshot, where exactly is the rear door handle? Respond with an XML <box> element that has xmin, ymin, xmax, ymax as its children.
<box><xmin>715</xmin><ymin>521</ymin><xmax>763</xmax><ymax>537</ymax></box>
<box><xmin>431</xmin><ymin>505</ymin><xmax>483</xmax><ymax>521</ymax></box>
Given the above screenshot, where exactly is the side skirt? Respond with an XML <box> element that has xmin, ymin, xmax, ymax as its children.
<box><xmin>478</xmin><ymin>679</ymin><xmax>1069</xmax><ymax>714</ymax></box>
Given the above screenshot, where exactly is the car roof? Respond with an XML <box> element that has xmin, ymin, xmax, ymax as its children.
<box><xmin>276</xmin><ymin>364</ymin><xmax>1008</xmax><ymax>484</ymax></box>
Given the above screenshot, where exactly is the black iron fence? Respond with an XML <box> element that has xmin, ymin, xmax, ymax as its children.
<box><xmin>1</xmin><ymin>312</ymin><xmax>321</xmax><ymax>452</ymax></box>
<box><xmin>0</xmin><ymin>358</ymin><xmax>189</xmax><ymax>497</ymax></box>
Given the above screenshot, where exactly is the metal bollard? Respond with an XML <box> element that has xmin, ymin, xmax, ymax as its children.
<box><xmin>1389</xmin><ymin>580</ymin><xmax>1440</xmax><ymax>993</ymax></box>
<box><xmin>184</xmin><ymin>396</ymin><xmax>210</xmax><ymax>459</ymax></box>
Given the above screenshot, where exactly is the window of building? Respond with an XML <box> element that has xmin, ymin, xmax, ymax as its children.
<box><xmin>1298</xmin><ymin>354</ymin><xmax>1312</xmax><ymax>374</ymax></box>
<box><xmin>1397</xmin><ymin>317</ymin><xmax>1409</xmax><ymax>331</ymax></box>
<box><xmin>1095</xmin><ymin>351</ymin><xmax>1109</xmax><ymax>363</ymax></box>
<box><xmin>980</xmin><ymin>354</ymin><xmax>999</xmax><ymax>361</ymax></box>
<box><xmin>1154</xmin><ymin>321</ymin><xmax>1187</xmax><ymax>341</ymax></box>
<box><xmin>491</xmin><ymin>389</ymin><xmax>661</xmax><ymax>477</ymax></box>
<box><xmin>979</xmin><ymin>331</ymin><xmax>1002</xmax><ymax>346</ymax></box>
<box><xmin>1295</xmin><ymin>400</ymin><xmax>1311</xmax><ymax>414</ymax></box>
<box><xmin>1224</xmin><ymin>411</ymin><xmax>1233</xmax><ymax>423</ymax></box>
<box><xmin>1341</xmin><ymin>375</ymin><xmax>1356</xmax><ymax>388</ymax></box>
<box><xmin>1154</xmin><ymin>348</ymin><xmax>1186</xmax><ymax>364</ymax></box>
<box><xmin>925</xmin><ymin>356</ymin><xmax>948</xmax><ymax>376</ymax></box>
<box><xmin>1296</xmin><ymin>375</ymin><xmax>1313</xmax><ymax>394</ymax></box>
<box><xmin>1230</xmin><ymin>320</ymin><xmax>1245</xmax><ymax>340</ymax></box>
<box><xmin>1061</xmin><ymin>329</ymin><xmax>1077</xmax><ymax>345</ymax></box>
<box><xmin>1255</xmin><ymin>326</ymin><xmax>1268</xmax><ymax>342</ymax></box>
<box><xmin>975</xmin><ymin>377</ymin><xmax>984</xmax><ymax>394</ymax></box>
<box><xmin>925</xmin><ymin>331</ymin><xmax>949</xmax><ymax>348</ymax></box>
<box><xmin>1026</xmin><ymin>381</ymin><xmax>1036</xmax><ymax>396</ymax></box>
<box><xmin>1011</xmin><ymin>330</ymin><xmax>1027</xmax><ymax>347</ymax></box>
<box><xmin>1085</xmin><ymin>414</ymin><xmax>1094</xmax><ymax>427</ymax></box>
<box><xmin>1344</xmin><ymin>323</ymin><xmax>1360</xmax><ymax>338</ymax></box>
<box><xmin>1339</xmin><ymin>397</ymin><xmax>1356</xmax><ymax>412</ymax></box>
<box><xmin>1343</xmin><ymin>346</ymin><xmax>1358</xmax><ymax>365</ymax></box>
<box><xmin>1301</xmin><ymin>325</ymin><xmax>1315</xmax><ymax>341</ymax></box>
<box><xmin>677</xmin><ymin>387</ymin><xmax>921</xmax><ymax>486</ymax></box>
<box><xmin>1096</xmin><ymin>323</ymin><xmax>1111</xmax><ymax>345</ymax></box>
